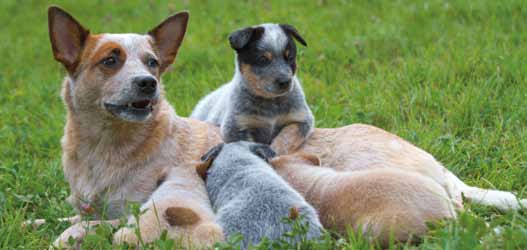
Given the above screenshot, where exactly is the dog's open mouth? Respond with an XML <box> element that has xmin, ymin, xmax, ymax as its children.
<box><xmin>129</xmin><ymin>100</ymin><xmax>153</xmax><ymax>109</ymax></box>
<box><xmin>104</xmin><ymin>99</ymin><xmax>158</xmax><ymax>122</ymax></box>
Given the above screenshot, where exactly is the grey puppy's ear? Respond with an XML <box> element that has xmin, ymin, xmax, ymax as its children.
<box><xmin>250</xmin><ymin>144</ymin><xmax>277</xmax><ymax>162</ymax></box>
<box><xmin>196</xmin><ymin>143</ymin><xmax>224</xmax><ymax>180</ymax></box>
<box><xmin>228</xmin><ymin>26</ymin><xmax>264</xmax><ymax>50</ymax></box>
<box><xmin>280</xmin><ymin>24</ymin><xmax>307</xmax><ymax>46</ymax></box>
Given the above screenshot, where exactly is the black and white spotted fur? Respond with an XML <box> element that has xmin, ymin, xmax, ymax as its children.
<box><xmin>191</xmin><ymin>24</ymin><xmax>313</xmax><ymax>153</ymax></box>
<box><xmin>198</xmin><ymin>142</ymin><xmax>323</xmax><ymax>249</ymax></box>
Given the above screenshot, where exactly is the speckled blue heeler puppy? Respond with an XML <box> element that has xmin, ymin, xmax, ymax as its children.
<box><xmin>195</xmin><ymin>141</ymin><xmax>323</xmax><ymax>248</ymax></box>
<box><xmin>191</xmin><ymin>24</ymin><xmax>313</xmax><ymax>155</ymax></box>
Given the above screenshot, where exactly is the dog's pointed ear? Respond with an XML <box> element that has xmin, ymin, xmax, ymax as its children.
<box><xmin>148</xmin><ymin>11</ymin><xmax>189</xmax><ymax>73</ymax></box>
<box><xmin>196</xmin><ymin>143</ymin><xmax>224</xmax><ymax>180</ymax></box>
<box><xmin>48</xmin><ymin>6</ymin><xmax>90</xmax><ymax>75</ymax></box>
<box><xmin>280</xmin><ymin>24</ymin><xmax>307</xmax><ymax>47</ymax></box>
<box><xmin>250</xmin><ymin>144</ymin><xmax>277</xmax><ymax>162</ymax></box>
<box><xmin>228</xmin><ymin>27</ymin><xmax>264</xmax><ymax>51</ymax></box>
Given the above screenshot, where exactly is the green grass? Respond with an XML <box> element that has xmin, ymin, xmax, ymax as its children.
<box><xmin>1</xmin><ymin>0</ymin><xmax>526</xmax><ymax>249</ymax></box>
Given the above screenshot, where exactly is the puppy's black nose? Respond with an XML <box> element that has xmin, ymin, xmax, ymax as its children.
<box><xmin>134</xmin><ymin>76</ymin><xmax>157</xmax><ymax>95</ymax></box>
<box><xmin>276</xmin><ymin>78</ymin><xmax>292</xmax><ymax>90</ymax></box>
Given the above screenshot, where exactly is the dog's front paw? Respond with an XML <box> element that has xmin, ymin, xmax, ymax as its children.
<box><xmin>190</xmin><ymin>222</ymin><xmax>225</xmax><ymax>248</ymax></box>
<box><xmin>52</xmin><ymin>222</ymin><xmax>88</xmax><ymax>249</ymax></box>
<box><xmin>520</xmin><ymin>199</ymin><xmax>527</xmax><ymax>209</ymax></box>
<box><xmin>113</xmin><ymin>227</ymin><xmax>139</xmax><ymax>246</ymax></box>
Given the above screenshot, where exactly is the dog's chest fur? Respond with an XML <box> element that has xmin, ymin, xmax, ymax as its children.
<box><xmin>61</xmin><ymin>101</ymin><xmax>215</xmax><ymax>219</ymax></box>
<box><xmin>63</xmin><ymin>141</ymin><xmax>167</xmax><ymax>218</ymax></box>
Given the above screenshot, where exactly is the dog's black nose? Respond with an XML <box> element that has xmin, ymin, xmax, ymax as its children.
<box><xmin>134</xmin><ymin>76</ymin><xmax>157</xmax><ymax>95</ymax></box>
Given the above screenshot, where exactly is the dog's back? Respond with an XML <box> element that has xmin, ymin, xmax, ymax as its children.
<box><xmin>198</xmin><ymin>142</ymin><xmax>322</xmax><ymax>249</ymax></box>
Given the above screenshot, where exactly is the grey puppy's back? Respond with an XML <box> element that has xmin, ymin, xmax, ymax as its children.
<box><xmin>198</xmin><ymin>142</ymin><xmax>322</xmax><ymax>249</ymax></box>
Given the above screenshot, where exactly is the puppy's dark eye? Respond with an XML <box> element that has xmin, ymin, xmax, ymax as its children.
<box><xmin>284</xmin><ymin>49</ymin><xmax>293</xmax><ymax>60</ymax></box>
<box><xmin>258</xmin><ymin>53</ymin><xmax>271</xmax><ymax>65</ymax></box>
<box><xmin>147</xmin><ymin>57</ymin><xmax>159</xmax><ymax>68</ymax></box>
<box><xmin>101</xmin><ymin>56</ymin><xmax>117</xmax><ymax>67</ymax></box>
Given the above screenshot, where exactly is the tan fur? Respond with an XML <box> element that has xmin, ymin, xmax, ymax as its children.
<box><xmin>47</xmin><ymin>7</ymin><xmax>224</xmax><ymax>249</ymax></box>
<box><xmin>235</xmin><ymin>114</ymin><xmax>271</xmax><ymax>129</ymax></box>
<box><xmin>236</xmin><ymin>111</ymin><xmax>312</xmax><ymax>154</ymax></box>
<box><xmin>271</xmin><ymin>153</ymin><xmax>456</xmax><ymax>246</ymax></box>
<box><xmin>271</xmin><ymin>110</ymin><xmax>313</xmax><ymax>154</ymax></box>
<box><xmin>113</xmin><ymin>165</ymin><xmax>223</xmax><ymax>249</ymax></box>
<box><xmin>240</xmin><ymin>63</ymin><xmax>276</xmax><ymax>98</ymax></box>
<box><xmin>288</xmin><ymin>207</ymin><xmax>300</xmax><ymax>220</ymax></box>
<box><xmin>263</xmin><ymin>51</ymin><xmax>273</xmax><ymax>61</ymax></box>
<box><xmin>88</xmin><ymin>41</ymin><xmax>126</xmax><ymax>76</ymax></box>
<box><xmin>270</xmin><ymin>123</ymin><xmax>307</xmax><ymax>155</ymax></box>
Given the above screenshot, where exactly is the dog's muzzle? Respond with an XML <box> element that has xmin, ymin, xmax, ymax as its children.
<box><xmin>104</xmin><ymin>98</ymin><xmax>158</xmax><ymax>122</ymax></box>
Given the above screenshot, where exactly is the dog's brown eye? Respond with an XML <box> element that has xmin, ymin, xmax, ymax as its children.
<box><xmin>147</xmin><ymin>58</ymin><xmax>159</xmax><ymax>68</ymax></box>
<box><xmin>101</xmin><ymin>56</ymin><xmax>117</xmax><ymax>67</ymax></box>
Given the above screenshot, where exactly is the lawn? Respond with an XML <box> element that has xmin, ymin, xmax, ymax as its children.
<box><xmin>0</xmin><ymin>0</ymin><xmax>526</xmax><ymax>249</ymax></box>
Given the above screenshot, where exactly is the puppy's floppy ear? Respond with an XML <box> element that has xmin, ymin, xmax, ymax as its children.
<box><xmin>48</xmin><ymin>6</ymin><xmax>90</xmax><ymax>75</ymax></box>
<box><xmin>228</xmin><ymin>27</ymin><xmax>264</xmax><ymax>50</ymax></box>
<box><xmin>280</xmin><ymin>24</ymin><xmax>307</xmax><ymax>47</ymax></box>
<box><xmin>250</xmin><ymin>144</ymin><xmax>277</xmax><ymax>162</ymax></box>
<box><xmin>148</xmin><ymin>11</ymin><xmax>189</xmax><ymax>72</ymax></box>
<box><xmin>196</xmin><ymin>143</ymin><xmax>224</xmax><ymax>180</ymax></box>
<box><xmin>297</xmin><ymin>152</ymin><xmax>321</xmax><ymax>166</ymax></box>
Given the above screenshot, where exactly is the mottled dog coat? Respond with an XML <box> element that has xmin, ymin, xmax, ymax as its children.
<box><xmin>196</xmin><ymin>142</ymin><xmax>323</xmax><ymax>249</ymax></box>
<box><xmin>191</xmin><ymin>24</ymin><xmax>313</xmax><ymax>155</ymax></box>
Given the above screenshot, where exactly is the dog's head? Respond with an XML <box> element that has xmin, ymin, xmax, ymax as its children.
<box><xmin>48</xmin><ymin>6</ymin><xmax>188</xmax><ymax>122</ymax></box>
<box><xmin>229</xmin><ymin>23</ymin><xmax>307</xmax><ymax>98</ymax></box>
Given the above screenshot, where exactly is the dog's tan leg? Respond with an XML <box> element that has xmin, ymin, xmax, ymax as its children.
<box><xmin>23</xmin><ymin>215</ymin><xmax>81</xmax><ymax>230</ymax></box>
<box><xmin>52</xmin><ymin>219</ymin><xmax>120</xmax><ymax>249</ymax></box>
<box><xmin>113</xmin><ymin>167</ymin><xmax>223</xmax><ymax>248</ymax></box>
<box><xmin>271</xmin><ymin>123</ymin><xmax>311</xmax><ymax>155</ymax></box>
<box><xmin>113</xmin><ymin>199</ymin><xmax>224</xmax><ymax>248</ymax></box>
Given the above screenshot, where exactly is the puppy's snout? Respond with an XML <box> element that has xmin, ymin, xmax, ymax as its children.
<box><xmin>276</xmin><ymin>77</ymin><xmax>292</xmax><ymax>90</ymax></box>
<box><xmin>133</xmin><ymin>76</ymin><xmax>157</xmax><ymax>95</ymax></box>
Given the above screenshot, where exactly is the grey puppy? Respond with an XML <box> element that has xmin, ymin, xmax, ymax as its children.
<box><xmin>195</xmin><ymin>141</ymin><xmax>323</xmax><ymax>249</ymax></box>
<box><xmin>191</xmin><ymin>23</ymin><xmax>313</xmax><ymax>155</ymax></box>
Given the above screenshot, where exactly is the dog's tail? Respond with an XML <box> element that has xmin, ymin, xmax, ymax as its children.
<box><xmin>446</xmin><ymin>171</ymin><xmax>527</xmax><ymax>211</ymax></box>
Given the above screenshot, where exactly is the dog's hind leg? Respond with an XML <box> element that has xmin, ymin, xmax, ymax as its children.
<box><xmin>446</xmin><ymin>171</ymin><xmax>527</xmax><ymax>211</ymax></box>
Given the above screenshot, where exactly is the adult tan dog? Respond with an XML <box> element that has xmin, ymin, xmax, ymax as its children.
<box><xmin>47</xmin><ymin>6</ymin><xmax>224</xmax><ymax>249</ymax></box>
<box><xmin>44</xmin><ymin>5</ymin><xmax>525</xmax><ymax>249</ymax></box>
